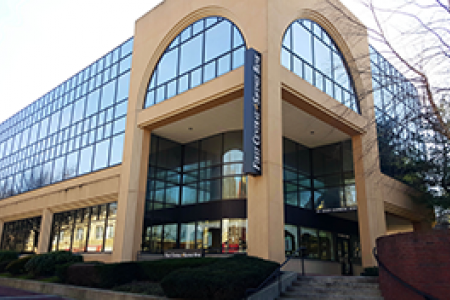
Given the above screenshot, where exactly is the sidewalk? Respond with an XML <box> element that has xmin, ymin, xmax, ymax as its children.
<box><xmin>0</xmin><ymin>285</ymin><xmax>70</xmax><ymax>299</ymax></box>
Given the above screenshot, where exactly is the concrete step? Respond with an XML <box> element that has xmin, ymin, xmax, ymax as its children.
<box><xmin>279</xmin><ymin>293</ymin><xmax>384</xmax><ymax>300</ymax></box>
<box><xmin>286</xmin><ymin>286</ymin><xmax>382</xmax><ymax>297</ymax></box>
<box><xmin>292</xmin><ymin>280</ymin><xmax>380</xmax><ymax>289</ymax></box>
<box><xmin>296</xmin><ymin>276</ymin><xmax>379</xmax><ymax>284</ymax></box>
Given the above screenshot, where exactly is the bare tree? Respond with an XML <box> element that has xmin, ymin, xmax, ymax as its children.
<box><xmin>325</xmin><ymin>0</ymin><xmax>450</xmax><ymax>224</ymax></box>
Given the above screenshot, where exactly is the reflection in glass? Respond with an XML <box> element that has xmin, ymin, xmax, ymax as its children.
<box><xmin>301</xmin><ymin>227</ymin><xmax>319</xmax><ymax>258</ymax></box>
<box><xmin>180</xmin><ymin>223</ymin><xmax>195</xmax><ymax>249</ymax></box>
<box><xmin>197</xmin><ymin>221</ymin><xmax>221</xmax><ymax>253</ymax></box>
<box><xmin>222</xmin><ymin>219</ymin><xmax>247</xmax><ymax>253</ymax></box>
<box><xmin>144</xmin><ymin>17</ymin><xmax>245</xmax><ymax>108</ymax></box>
<box><xmin>281</xmin><ymin>19</ymin><xmax>358</xmax><ymax>113</ymax></box>
<box><xmin>285</xmin><ymin>225</ymin><xmax>299</xmax><ymax>255</ymax></box>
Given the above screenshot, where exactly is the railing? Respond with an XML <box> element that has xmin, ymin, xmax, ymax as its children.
<box><xmin>245</xmin><ymin>247</ymin><xmax>306</xmax><ymax>298</ymax></box>
<box><xmin>373</xmin><ymin>247</ymin><xmax>439</xmax><ymax>300</ymax></box>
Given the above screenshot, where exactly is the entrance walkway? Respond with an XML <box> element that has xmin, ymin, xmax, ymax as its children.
<box><xmin>0</xmin><ymin>285</ymin><xmax>70</xmax><ymax>300</ymax></box>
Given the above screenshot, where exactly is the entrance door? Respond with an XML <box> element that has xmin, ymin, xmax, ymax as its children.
<box><xmin>337</xmin><ymin>236</ymin><xmax>352</xmax><ymax>275</ymax></box>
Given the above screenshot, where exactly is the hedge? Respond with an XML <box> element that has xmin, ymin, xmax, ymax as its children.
<box><xmin>160</xmin><ymin>255</ymin><xmax>279</xmax><ymax>300</ymax></box>
<box><xmin>0</xmin><ymin>260</ymin><xmax>14</xmax><ymax>273</ymax></box>
<box><xmin>63</xmin><ymin>258</ymin><xmax>219</xmax><ymax>288</ymax></box>
<box><xmin>138</xmin><ymin>257</ymin><xmax>219</xmax><ymax>281</ymax></box>
<box><xmin>65</xmin><ymin>262</ymin><xmax>139</xmax><ymax>288</ymax></box>
<box><xmin>5</xmin><ymin>255</ymin><xmax>35</xmax><ymax>275</ymax></box>
<box><xmin>0</xmin><ymin>251</ymin><xmax>19</xmax><ymax>263</ymax></box>
<box><xmin>25</xmin><ymin>251</ymin><xmax>83</xmax><ymax>276</ymax></box>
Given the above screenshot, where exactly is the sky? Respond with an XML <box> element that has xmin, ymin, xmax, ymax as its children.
<box><xmin>0</xmin><ymin>0</ymin><xmax>163</xmax><ymax>123</ymax></box>
<box><xmin>0</xmin><ymin>0</ymin><xmax>444</xmax><ymax>124</ymax></box>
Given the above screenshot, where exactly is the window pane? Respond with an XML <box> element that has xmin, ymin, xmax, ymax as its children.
<box><xmin>222</xmin><ymin>219</ymin><xmax>247</xmax><ymax>253</ymax></box>
<box><xmin>78</xmin><ymin>146</ymin><xmax>93</xmax><ymax>175</ymax></box>
<box><xmin>205</xmin><ymin>21</ymin><xmax>231</xmax><ymax>62</ymax></box>
<box><xmin>110</xmin><ymin>134</ymin><xmax>124</xmax><ymax>165</ymax></box>
<box><xmin>93</xmin><ymin>139</ymin><xmax>110</xmax><ymax>171</ymax></box>
<box><xmin>179</xmin><ymin>35</ymin><xmax>203</xmax><ymax>75</ymax></box>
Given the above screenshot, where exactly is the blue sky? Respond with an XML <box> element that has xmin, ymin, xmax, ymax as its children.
<box><xmin>0</xmin><ymin>0</ymin><xmax>415</xmax><ymax>124</ymax></box>
<box><xmin>0</xmin><ymin>0</ymin><xmax>163</xmax><ymax>123</ymax></box>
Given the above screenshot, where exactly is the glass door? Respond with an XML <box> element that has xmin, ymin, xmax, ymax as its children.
<box><xmin>337</xmin><ymin>236</ymin><xmax>353</xmax><ymax>275</ymax></box>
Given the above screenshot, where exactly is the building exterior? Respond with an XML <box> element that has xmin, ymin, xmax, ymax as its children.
<box><xmin>0</xmin><ymin>0</ymin><xmax>431</xmax><ymax>275</ymax></box>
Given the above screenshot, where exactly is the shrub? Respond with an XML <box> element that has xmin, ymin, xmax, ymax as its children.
<box><xmin>55</xmin><ymin>262</ymin><xmax>80</xmax><ymax>283</ymax></box>
<box><xmin>112</xmin><ymin>281</ymin><xmax>165</xmax><ymax>296</ymax></box>
<box><xmin>137</xmin><ymin>257</ymin><xmax>220</xmax><ymax>281</ymax></box>
<box><xmin>65</xmin><ymin>262</ymin><xmax>139</xmax><ymax>288</ymax></box>
<box><xmin>0</xmin><ymin>251</ymin><xmax>19</xmax><ymax>263</ymax></box>
<box><xmin>5</xmin><ymin>256</ymin><xmax>35</xmax><ymax>275</ymax></box>
<box><xmin>25</xmin><ymin>251</ymin><xmax>83</xmax><ymax>277</ymax></box>
<box><xmin>0</xmin><ymin>260</ymin><xmax>14</xmax><ymax>273</ymax></box>
<box><xmin>160</xmin><ymin>255</ymin><xmax>279</xmax><ymax>300</ymax></box>
<box><xmin>361</xmin><ymin>267</ymin><xmax>379</xmax><ymax>277</ymax></box>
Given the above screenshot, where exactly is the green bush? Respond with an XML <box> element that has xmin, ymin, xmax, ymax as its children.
<box><xmin>25</xmin><ymin>251</ymin><xmax>83</xmax><ymax>277</ymax></box>
<box><xmin>112</xmin><ymin>281</ymin><xmax>165</xmax><ymax>296</ymax></box>
<box><xmin>0</xmin><ymin>251</ymin><xmax>19</xmax><ymax>263</ymax></box>
<box><xmin>5</xmin><ymin>256</ymin><xmax>35</xmax><ymax>275</ymax></box>
<box><xmin>0</xmin><ymin>260</ymin><xmax>14</xmax><ymax>273</ymax></box>
<box><xmin>160</xmin><ymin>255</ymin><xmax>279</xmax><ymax>300</ymax></box>
<box><xmin>137</xmin><ymin>257</ymin><xmax>220</xmax><ymax>281</ymax></box>
<box><xmin>361</xmin><ymin>267</ymin><xmax>379</xmax><ymax>276</ymax></box>
<box><xmin>65</xmin><ymin>262</ymin><xmax>139</xmax><ymax>288</ymax></box>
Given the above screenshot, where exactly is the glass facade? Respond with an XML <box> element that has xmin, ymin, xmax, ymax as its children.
<box><xmin>284</xmin><ymin>224</ymin><xmax>361</xmax><ymax>263</ymax></box>
<box><xmin>0</xmin><ymin>216</ymin><xmax>42</xmax><ymax>252</ymax></box>
<box><xmin>370</xmin><ymin>46</ymin><xmax>427</xmax><ymax>181</ymax></box>
<box><xmin>144</xmin><ymin>16</ymin><xmax>246</xmax><ymax>108</ymax></box>
<box><xmin>281</xmin><ymin>19</ymin><xmax>359</xmax><ymax>113</ymax></box>
<box><xmin>50</xmin><ymin>203</ymin><xmax>117</xmax><ymax>253</ymax></box>
<box><xmin>0</xmin><ymin>39</ymin><xmax>132</xmax><ymax>200</ymax></box>
<box><xmin>146</xmin><ymin>131</ymin><xmax>246</xmax><ymax>210</ymax></box>
<box><xmin>143</xmin><ymin>218</ymin><xmax>247</xmax><ymax>254</ymax></box>
<box><xmin>283</xmin><ymin>138</ymin><xmax>356</xmax><ymax>211</ymax></box>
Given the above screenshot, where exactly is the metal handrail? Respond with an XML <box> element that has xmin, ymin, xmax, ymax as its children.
<box><xmin>373</xmin><ymin>247</ymin><xmax>439</xmax><ymax>300</ymax></box>
<box><xmin>245</xmin><ymin>247</ymin><xmax>306</xmax><ymax>298</ymax></box>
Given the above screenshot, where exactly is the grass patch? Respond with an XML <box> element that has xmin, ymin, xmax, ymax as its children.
<box><xmin>38</xmin><ymin>276</ymin><xmax>59</xmax><ymax>283</ymax></box>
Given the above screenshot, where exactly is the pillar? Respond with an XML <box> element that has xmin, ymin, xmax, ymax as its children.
<box><xmin>353</xmin><ymin>134</ymin><xmax>387</xmax><ymax>267</ymax></box>
<box><xmin>37</xmin><ymin>209</ymin><xmax>53</xmax><ymax>254</ymax></box>
<box><xmin>112</xmin><ymin>128</ymin><xmax>150</xmax><ymax>262</ymax></box>
<box><xmin>246</xmin><ymin>14</ymin><xmax>285</xmax><ymax>264</ymax></box>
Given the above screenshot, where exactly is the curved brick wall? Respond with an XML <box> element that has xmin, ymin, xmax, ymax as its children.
<box><xmin>377</xmin><ymin>230</ymin><xmax>450</xmax><ymax>300</ymax></box>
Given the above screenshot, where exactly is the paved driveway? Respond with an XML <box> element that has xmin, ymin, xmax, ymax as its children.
<box><xmin>0</xmin><ymin>285</ymin><xmax>70</xmax><ymax>299</ymax></box>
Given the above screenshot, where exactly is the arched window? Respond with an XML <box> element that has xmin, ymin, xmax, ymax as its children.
<box><xmin>144</xmin><ymin>16</ymin><xmax>246</xmax><ymax>108</ymax></box>
<box><xmin>281</xmin><ymin>19</ymin><xmax>359</xmax><ymax>113</ymax></box>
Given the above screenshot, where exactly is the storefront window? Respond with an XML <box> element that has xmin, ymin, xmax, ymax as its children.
<box><xmin>197</xmin><ymin>221</ymin><xmax>221</xmax><ymax>253</ymax></box>
<box><xmin>49</xmin><ymin>203</ymin><xmax>116</xmax><ymax>253</ymax></box>
<box><xmin>301</xmin><ymin>227</ymin><xmax>319</xmax><ymax>259</ymax></box>
<box><xmin>143</xmin><ymin>219</ymin><xmax>247</xmax><ymax>254</ymax></box>
<box><xmin>284</xmin><ymin>225</ymin><xmax>299</xmax><ymax>256</ymax></box>
<box><xmin>180</xmin><ymin>223</ymin><xmax>195</xmax><ymax>250</ymax></box>
<box><xmin>222</xmin><ymin>219</ymin><xmax>247</xmax><ymax>253</ymax></box>
<box><xmin>0</xmin><ymin>216</ymin><xmax>41</xmax><ymax>253</ymax></box>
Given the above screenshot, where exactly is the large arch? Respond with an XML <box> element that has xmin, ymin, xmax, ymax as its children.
<box><xmin>143</xmin><ymin>16</ymin><xmax>247</xmax><ymax>109</ymax></box>
<box><xmin>281</xmin><ymin>18</ymin><xmax>360</xmax><ymax>114</ymax></box>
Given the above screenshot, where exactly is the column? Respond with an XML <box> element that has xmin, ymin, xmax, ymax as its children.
<box><xmin>353</xmin><ymin>134</ymin><xmax>387</xmax><ymax>267</ymax></box>
<box><xmin>246</xmin><ymin>38</ymin><xmax>285</xmax><ymax>263</ymax></box>
<box><xmin>37</xmin><ymin>209</ymin><xmax>53</xmax><ymax>254</ymax></box>
<box><xmin>112</xmin><ymin>128</ymin><xmax>150</xmax><ymax>262</ymax></box>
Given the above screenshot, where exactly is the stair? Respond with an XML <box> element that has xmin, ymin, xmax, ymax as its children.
<box><xmin>279</xmin><ymin>276</ymin><xmax>384</xmax><ymax>300</ymax></box>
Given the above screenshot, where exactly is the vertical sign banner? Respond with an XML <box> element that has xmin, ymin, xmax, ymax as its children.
<box><xmin>243</xmin><ymin>48</ymin><xmax>262</xmax><ymax>176</ymax></box>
